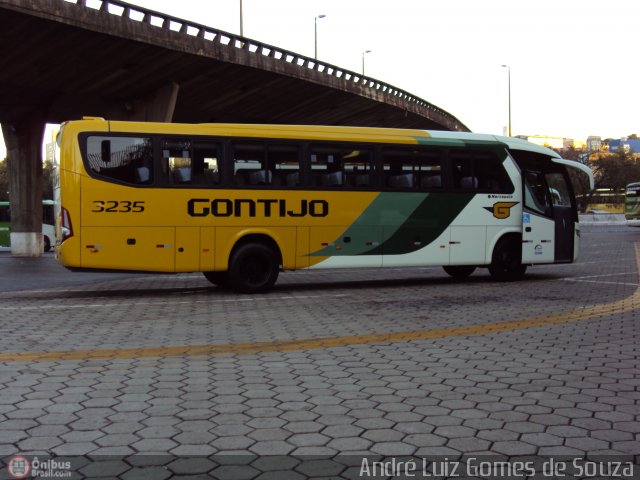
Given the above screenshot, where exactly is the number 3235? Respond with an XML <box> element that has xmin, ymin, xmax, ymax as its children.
<box><xmin>91</xmin><ymin>200</ymin><xmax>145</xmax><ymax>213</ymax></box>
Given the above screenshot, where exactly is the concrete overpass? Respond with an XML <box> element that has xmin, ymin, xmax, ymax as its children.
<box><xmin>0</xmin><ymin>0</ymin><xmax>469</xmax><ymax>256</ymax></box>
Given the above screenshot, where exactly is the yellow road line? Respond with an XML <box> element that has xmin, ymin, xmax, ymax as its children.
<box><xmin>1</xmin><ymin>245</ymin><xmax>638</xmax><ymax>363</ymax></box>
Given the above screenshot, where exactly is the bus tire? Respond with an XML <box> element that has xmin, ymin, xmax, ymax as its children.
<box><xmin>489</xmin><ymin>236</ymin><xmax>527</xmax><ymax>281</ymax></box>
<box><xmin>43</xmin><ymin>236</ymin><xmax>51</xmax><ymax>253</ymax></box>
<box><xmin>443</xmin><ymin>265</ymin><xmax>476</xmax><ymax>279</ymax></box>
<box><xmin>203</xmin><ymin>271</ymin><xmax>228</xmax><ymax>287</ymax></box>
<box><xmin>227</xmin><ymin>242</ymin><xmax>279</xmax><ymax>293</ymax></box>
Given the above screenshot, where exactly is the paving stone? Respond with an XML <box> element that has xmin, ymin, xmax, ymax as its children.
<box><xmin>565</xmin><ymin>436</ymin><xmax>609</xmax><ymax>451</ymax></box>
<box><xmin>212</xmin><ymin>435</ymin><xmax>256</xmax><ymax>451</ymax></box>
<box><xmin>131</xmin><ymin>438</ymin><xmax>178</xmax><ymax>452</ymax></box>
<box><xmin>96</xmin><ymin>433</ymin><xmax>141</xmax><ymax>447</ymax></box>
<box><xmin>166</xmin><ymin>458</ymin><xmax>216</xmax><ymax>475</ymax></box>
<box><xmin>250</xmin><ymin>440</ymin><xmax>295</xmax><ymax>455</ymax></box>
<box><xmin>520</xmin><ymin>432</ymin><xmax>564</xmax><ymax>447</ymax></box>
<box><xmin>369</xmin><ymin>441</ymin><xmax>416</xmax><ymax>455</ymax></box>
<box><xmin>447</xmin><ymin>436</ymin><xmax>490</xmax><ymax>452</ymax></box>
<box><xmin>492</xmin><ymin>440</ymin><xmax>537</xmax><ymax>456</ymax></box>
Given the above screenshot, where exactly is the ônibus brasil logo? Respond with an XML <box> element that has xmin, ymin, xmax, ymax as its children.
<box><xmin>7</xmin><ymin>456</ymin><xmax>30</xmax><ymax>479</ymax></box>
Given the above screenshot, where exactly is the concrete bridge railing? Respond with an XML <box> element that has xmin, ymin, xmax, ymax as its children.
<box><xmin>66</xmin><ymin>0</ymin><xmax>467</xmax><ymax>131</ymax></box>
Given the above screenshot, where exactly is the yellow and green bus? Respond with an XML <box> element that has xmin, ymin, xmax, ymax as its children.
<box><xmin>0</xmin><ymin>200</ymin><xmax>56</xmax><ymax>252</ymax></box>
<box><xmin>625</xmin><ymin>182</ymin><xmax>640</xmax><ymax>226</ymax></box>
<box><xmin>54</xmin><ymin>118</ymin><xmax>593</xmax><ymax>292</ymax></box>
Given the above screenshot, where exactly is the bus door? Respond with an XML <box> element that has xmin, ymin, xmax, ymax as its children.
<box><xmin>545</xmin><ymin>172</ymin><xmax>575</xmax><ymax>262</ymax></box>
<box><xmin>521</xmin><ymin>170</ymin><xmax>556</xmax><ymax>263</ymax></box>
<box><xmin>521</xmin><ymin>169</ymin><xmax>574</xmax><ymax>263</ymax></box>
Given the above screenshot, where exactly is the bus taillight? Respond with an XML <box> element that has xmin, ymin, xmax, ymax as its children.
<box><xmin>61</xmin><ymin>207</ymin><xmax>74</xmax><ymax>241</ymax></box>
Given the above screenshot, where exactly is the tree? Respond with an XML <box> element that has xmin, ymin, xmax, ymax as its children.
<box><xmin>592</xmin><ymin>148</ymin><xmax>640</xmax><ymax>189</ymax></box>
<box><xmin>42</xmin><ymin>161</ymin><xmax>54</xmax><ymax>200</ymax></box>
<box><xmin>0</xmin><ymin>158</ymin><xmax>7</xmax><ymax>201</ymax></box>
<box><xmin>0</xmin><ymin>158</ymin><xmax>54</xmax><ymax>201</ymax></box>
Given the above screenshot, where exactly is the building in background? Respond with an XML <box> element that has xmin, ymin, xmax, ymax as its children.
<box><xmin>608</xmin><ymin>137</ymin><xmax>640</xmax><ymax>154</ymax></box>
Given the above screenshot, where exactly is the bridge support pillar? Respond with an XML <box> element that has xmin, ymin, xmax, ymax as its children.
<box><xmin>131</xmin><ymin>82</ymin><xmax>180</xmax><ymax>122</ymax></box>
<box><xmin>1</xmin><ymin>115</ymin><xmax>45</xmax><ymax>257</ymax></box>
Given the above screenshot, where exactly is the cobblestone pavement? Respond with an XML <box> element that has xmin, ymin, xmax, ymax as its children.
<box><xmin>0</xmin><ymin>227</ymin><xmax>638</xmax><ymax>478</ymax></box>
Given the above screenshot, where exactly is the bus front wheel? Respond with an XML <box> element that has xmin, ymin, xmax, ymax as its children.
<box><xmin>443</xmin><ymin>266</ymin><xmax>476</xmax><ymax>279</ymax></box>
<box><xmin>227</xmin><ymin>242</ymin><xmax>279</xmax><ymax>293</ymax></box>
<box><xmin>489</xmin><ymin>237</ymin><xmax>527</xmax><ymax>281</ymax></box>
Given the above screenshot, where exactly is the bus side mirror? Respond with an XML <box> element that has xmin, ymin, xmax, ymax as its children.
<box><xmin>101</xmin><ymin>140</ymin><xmax>111</xmax><ymax>163</ymax></box>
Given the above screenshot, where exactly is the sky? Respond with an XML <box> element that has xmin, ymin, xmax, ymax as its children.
<box><xmin>2</xmin><ymin>0</ymin><xmax>639</xmax><ymax>158</ymax></box>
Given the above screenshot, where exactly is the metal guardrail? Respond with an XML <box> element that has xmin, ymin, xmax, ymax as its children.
<box><xmin>65</xmin><ymin>0</ymin><xmax>468</xmax><ymax>130</ymax></box>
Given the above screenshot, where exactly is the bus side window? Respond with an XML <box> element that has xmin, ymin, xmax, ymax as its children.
<box><xmin>476</xmin><ymin>152</ymin><xmax>513</xmax><ymax>192</ymax></box>
<box><xmin>311</xmin><ymin>146</ymin><xmax>343</xmax><ymax>188</ymax></box>
<box><xmin>310</xmin><ymin>145</ymin><xmax>373</xmax><ymax>188</ymax></box>
<box><xmin>383</xmin><ymin>147</ymin><xmax>442</xmax><ymax>191</ymax></box>
<box><xmin>193</xmin><ymin>141</ymin><xmax>222</xmax><ymax>186</ymax></box>
<box><xmin>233</xmin><ymin>143</ymin><xmax>267</xmax><ymax>186</ymax></box>
<box><xmin>162</xmin><ymin>139</ymin><xmax>193</xmax><ymax>185</ymax></box>
<box><xmin>451</xmin><ymin>151</ymin><xmax>476</xmax><ymax>190</ymax></box>
<box><xmin>416</xmin><ymin>150</ymin><xmax>442</xmax><ymax>190</ymax></box>
<box><xmin>450</xmin><ymin>150</ymin><xmax>513</xmax><ymax>193</ymax></box>
<box><xmin>268</xmin><ymin>144</ymin><xmax>299</xmax><ymax>187</ymax></box>
<box><xmin>383</xmin><ymin>149</ymin><xmax>414</xmax><ymax>189</ymax></box>
<box><xmin>86</xmin><ymin>136</ymin><xmax>153</xmax><ymax>185</ymax></box>
<box><xmin>343</xmin><ymin>149</ymin><xmax>373</xmax><ymax>188</ymax></box>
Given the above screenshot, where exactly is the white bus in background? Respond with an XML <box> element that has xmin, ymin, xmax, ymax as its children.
<box><xmin>0</xmin><ymin>200</ymin><xmax>55</xmax><ymax>252</ymax></box>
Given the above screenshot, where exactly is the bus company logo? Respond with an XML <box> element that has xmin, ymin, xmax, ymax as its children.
<box><xmin>7</xmin><ymin>456</ymin><xmax>30</xmax><ymax>479</ymax></box>
<box><xmin>484</xmin><ymin>201</ymin><xmax>518</xmax><ymax>219</ymax></box>
<box><xmin>187</xmin><ymin>198</ymin><xmax>329</xmax><ymax>218</ymax></box>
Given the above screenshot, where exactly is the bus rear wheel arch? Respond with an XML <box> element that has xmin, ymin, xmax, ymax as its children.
<box><xmin>489</xmin><ymin>234</ymin><xmax>527</xmax><ymax>281</ymax></box>
<box><xmin>225</xmin><ymin>236</ymin><xmax>281</xmax><ymax>293</ymax></box>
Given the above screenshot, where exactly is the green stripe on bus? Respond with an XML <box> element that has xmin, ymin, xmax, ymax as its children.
<box><xmin>310</xmin><ymin>192</ymin><xmax>474</xmax><ymax>257</ymax></box>
<box><xmin>366</xmin><ymin>192</ymin><xmax>474</xmax><ymax>255</ymax></box>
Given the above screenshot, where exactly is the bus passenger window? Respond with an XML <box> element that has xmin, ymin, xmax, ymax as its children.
<box><xmin>383</xmin><ymin>150</ymin><xmax>414</xmax><ymax>189</ymax></box>
<box><xmin>269</xmin><ymin>145</ymin><xmax>299</xmax><ymax>187</ymax></box>
<box><xmin>383</xmin><ymin>147</ymin><xmax>442</xmax><ymax>190</ymax></box>
<box><xmin>311</xmin><ymin>145</ymin><xmax>372</xmax><ymax>188</ymax></box>
<box><xmin>415</xmin><ymin>151</ymin><xmax>442</xmax><ymax>190</ymax></box>
<box><xmin>85</xmin><ymin>136</ymin><xmax>153</xmax><ymax>185</ymax></box>
<box><xmin>311</xmin><ymin>146</ymin><xmax>342</xmax><ymax>187</ymax></box>
<box><xmin>451</xmin><ymin>152</ymin><xmax>476</xmax><ymax>190</ymax></box>
<box><xmin>233</xmin><ymin>143</ymin><xmax>267</xmax><ymax>186</ymax></box>
<box><xmin>233</xmin><ymin>143</ymin><xmax>299</xmax><ymax>187</ymax></box>
<box><xmin>450</xmin><ymin>150</ymin><xmax>513</xmax><ymax>193</ymax></box>
<box><xmin>193</xmin><ymin>142</ymin><xmax>222</xmax><ymax>186</ymax></box>
<box><xmin>162</xmin><ymin>139</ymin><xmax>193</xmax><ymax>185</ymax></box>
<box><xmin>343</xmin><ymin>149</ymin><xmax>373</xmax><ymax>187</ymax></box>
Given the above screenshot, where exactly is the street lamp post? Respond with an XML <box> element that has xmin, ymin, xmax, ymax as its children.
<box><xmin>361</xmin><ymin>50</ymin><xmax>372</xmax><ymax>75</ymax></box>
<box><xmin>239</xmin><ymin>0</ymin><xmax>243</xmax><ymax>36</ymax></box>
<box><xmin>501</xmin><ymin>64</ymin><xmax>512</xmax><ymax>136</ymax></box>
<box><xmin>314</xmin><ymin>15</ymin><xmax>326</xmax><ymax>60</ymax></box>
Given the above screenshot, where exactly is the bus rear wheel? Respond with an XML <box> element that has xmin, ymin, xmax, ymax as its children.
<box><xmin>227</xmin><ymin>242</ymin><xmax>279</xmax><ymax>293</ymax></box>
<box><xmin>489</xmin><ymin>237</ymin><xmax>527</xmax><ymax>281</ymax></box>
<box><xmin>443</xmin><ymin>265</ymin><xmax>476</xmax><ymax>279</ymax></box>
